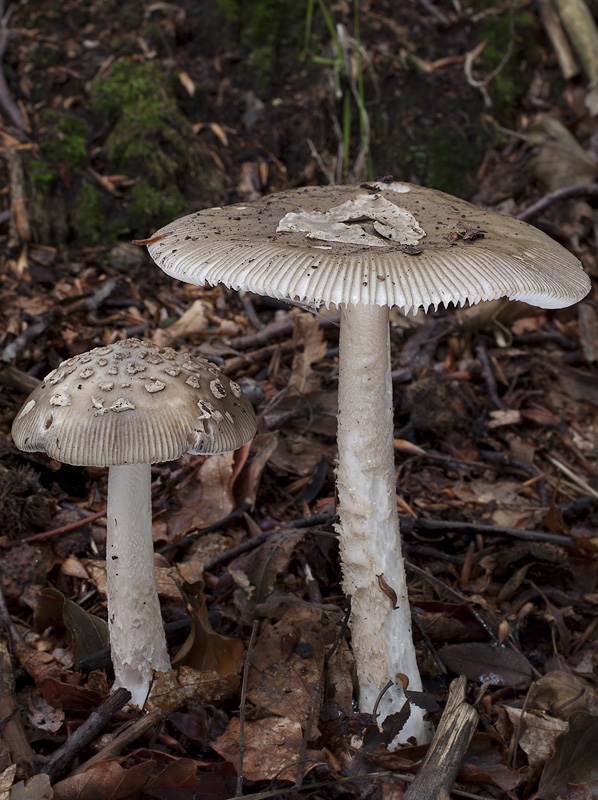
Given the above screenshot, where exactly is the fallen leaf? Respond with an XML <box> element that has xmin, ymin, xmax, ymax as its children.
<box><xmin>167</xmin><ymin>453</ymin><xmax>235</xmax><ymax>540</ymax></box>
<box><xmin>504</xmin><ymin>707</ymin><xmax>568</xmax><ymax>769</ymax></box>
<box><xmin>535</xmin><ymin>712</ymin><xmax>598</xmax><ymax>799</ymax></box>
<box><xmin>0</xmin><ymin>766</ymin><xmax>17</xmax><ymax>800</ymax></box>
<box><xmin>52</xmin><ymin>760</ymin><xmax>154</xmax><ymax>800</ymax></box>
<box><xmin>171</xmin><ymin>581</ymin><xmax>244</xmax><ymax>674</ymax></box>
<box><xmin>146</xmin><ymin>665</ymin><xmax>240</xmax><ymax>712</ymax></box>
<box><xmin>289</xmin><ymin>311</ymin><xmax>327</xmax><ymax>394</ymax></box>
<box><xmin>212</xmin><ymin>716</ymin><xmax>325</xmax><ymax>782</ymax></box>
<box><xmin>529</xmin><ymin>670</ymin><xmax>598</xmax><ymax>720</ymax></box>
<box><xmin>438</xmin><ymin>643</ymin><xmax>533</xmax><ymax>688</ymax></box>
<box><xmin>8</xmin><ymin>774</ymin><xmax>52</xmax><ymax>800</ymax></box>
<box><xmin>34</xmin><ymin>587</ymin><xmax>108</xmax><ymax>664</ymax></box>
<box><xmin>247</xmin><ymin>606</ymin><xmax>325</xmax><ymax>722</ymax></box>
<box><xmin>152</xmin><ymin>299</ymin><xmax>210</xmax><ymax>346</ymax></box>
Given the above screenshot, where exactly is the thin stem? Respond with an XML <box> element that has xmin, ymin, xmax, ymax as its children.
<box><xmin>336</xmin><ymin>304</ymin><xmax>427</xmax><ymax>742</ymax></box>
<box><xmin>106</xmin><ymin>464</ymin><xmax>170</xmax><ymax>707</ymax></box>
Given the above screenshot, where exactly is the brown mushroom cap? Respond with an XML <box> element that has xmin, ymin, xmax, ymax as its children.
<box><xmin>11</xmin><ymin>338</ymin><xmax>256</xmax><ymax>466</ymax></box>
<box><xmin>146</xmin><ymin>182</ymin><xmax>590</xmax><ymax>312</ymax></box>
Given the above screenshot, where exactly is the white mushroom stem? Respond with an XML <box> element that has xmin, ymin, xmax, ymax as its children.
<box><xmin>336</xmin><ymin>304</ymin><xmax>427</xmax><ymax>743</ymax></box>
<box><xmin>106</xmin><ymin>463</ymin><xmax>170</xmax><ymax>707</ymax></box>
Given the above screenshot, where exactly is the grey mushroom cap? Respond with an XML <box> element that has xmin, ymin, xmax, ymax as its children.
<box><xmin>146</xmin><ymin>181</ymin><xmax>590</xmax><ymax>313</ymax></box>
<box><xmin>11</xmin><ymin>338</ymin><xmax>257</xmax><ymax>467</ymax></box>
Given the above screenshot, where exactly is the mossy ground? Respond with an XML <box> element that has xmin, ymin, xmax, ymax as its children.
<box><xmin>27</xmin><ymin>58</ymin><xmax>224</xmax><ymax>247</ymax></box>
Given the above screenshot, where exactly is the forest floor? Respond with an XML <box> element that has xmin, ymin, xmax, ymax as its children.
<box><xmin>2</xmin><ymin>1</ymin><xmax>598</xmax><ymax>798</ymax></box>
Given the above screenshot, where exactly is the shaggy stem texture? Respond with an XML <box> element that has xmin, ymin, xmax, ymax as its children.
<box><xmin>106</xmin><ymin>463</ymin><xmax>170</xmax><ymax>707</ymax></box>
<box><xmin>336</xmin><ymin>304</ymin><xmax>427</xmax><ymax>742</ymax></box>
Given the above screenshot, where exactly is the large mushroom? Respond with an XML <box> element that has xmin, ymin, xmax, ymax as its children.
<box><xmin>11</xmin><ymin>338</ymin><xmax>256</xmax><ymax>707</ymax></box>
<box><xmin>143</xmin><ymin>181</ymin><xmax>590</xmax><ymax>740</ymax></box>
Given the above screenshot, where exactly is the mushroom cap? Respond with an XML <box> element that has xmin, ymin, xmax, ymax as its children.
<box><xmin>11</xmin><ymin>339</ymin><xmax>257</xmax><ymax>467</ymax></box>
<box><xmin>146</xmin><ymin>182</ymin><xmax>590</xmax><ymax>313</ymax></box>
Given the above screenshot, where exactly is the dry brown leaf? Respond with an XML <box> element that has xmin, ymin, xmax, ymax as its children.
<box><xmin>504</xmin><ymin>707</ymin><xmax>568</xmax><ymax>769</ymax></box>
<box><xmin>52</xmin><ymin>760</ymin><xmax>155</xmax><ymax>800</ymax></box>
<box><xmin>85</xmin><ymin>561</ymin><xmax>182</xmax><ymax>600</ymax></box>
<box><xmin>0</xmin><ymin>766</ymin><xmax>16</xmax><ymax>800</ymax></box>
<box><xmin>167</xmin><ymin>452</ymin><xmax>235</xmax><ymax>540</ymax></box>
<box><xmin>212</xmin><ymin>716</ymin><xmax>325</xmax><ymax>782</ymax></box>
<box><xmin>528</xmin><ymin>670</ymin><xmax>598</xmax><ymax>719</ymax></box>
<box><xmin>146</xmin><ymin>665</ymin><xmax>239</xmax><ymax>712</ymax></box>
<box><xmin>289</xmin><ymin>311</ymin><xmax>327</xmax><ymax>394</ymax></box>
<box><xmin>152</xmin><ymin>299</ymin><xmax>210</xmax><ymax>346</ymax></box>
<box><xmin>247</xmin><ymin>606</ymin><xmax>325</xmax><ymax>722</ymax></box>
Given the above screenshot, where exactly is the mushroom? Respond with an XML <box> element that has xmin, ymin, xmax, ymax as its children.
<box><xmin>11</xmin><ymin>338</ymin><xmax>256</xmax><ymax>707</ymax></box>
<box><xmin>143</xmin><ymin>182</ymin><xmax>590</xmax><ymax>740</ymax></box>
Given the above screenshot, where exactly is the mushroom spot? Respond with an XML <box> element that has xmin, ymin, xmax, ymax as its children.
<box><xmin>18</xmin><ymin>398</ymin><xmax>36</xmax><ymax>417</ymax></box>
<box><xmin>277</xmin><ymin>195</ymin><xmax>425</xmax><ymax>248</ymax></box>
<box><xmin>210</xmin><ymin>379</ymin><xmax>227</xmax><ymax>399</ymax></box>
<box><xmin>145</xmin><ymin>379</ymin><xmax>166</xmax><ymax>393</ymax></box>
<box><xmin>186</xmin><ymin>375</ymin><xmax>201</xmax><ymax>389</ymax></box>
<box><xmin>126</xmin><ymin>363</ymin><xmax>146</xmax><ymax>375</ymax></box>
<box><xmin>165</xmin><ymin>367</ymin><xmax>181</xmax><ymax>377</ymax></box>
<box><xmin>97</xmin><ymin>358</ymin><xmax>109</xmax><ymax>367</ymax></box>
<box><xmin>92</xmin><ymin>397</ymin><xmax>107</xmax><ymax>415</ymax></box>
<box><xmin>108</xmin><ymin>367</ymin><xmax>118</xmax><ymax>376</ymax></box>
<box><xmin>50</xmin><ymin>393</ymin><xmax>72</xmax><ymax>407</ymax></box>
<box><xmin>98</xmin><ymin>382</ymin><xmax>114</xmax><ymax>391</ymax></box>
<box><xmin>229</xmin><ymin>380</ymin><xmax>242</xmax><ymax>398</ymax></box>
<box><xmin>110</xmin><ymin>398</ymin><xmax>136</xmax><ymax>412</ymax></box>
<box><xmin>78</xmin><ymin>368</ymin><xmax>95</xmax><ymax>379</ymax></box>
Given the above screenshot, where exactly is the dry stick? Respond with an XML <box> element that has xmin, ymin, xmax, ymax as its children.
<box><xmin>399</xmin><ymin>515</ymin><xmax>574</xmax><ymax>548</ymax></box>
<box><xmin>0</xmin><ymin>641</ymin><xmax>35</xmax><ymax>767</ymax></box>
<box><xmin>1</xmin><ymin>145</ymin><xmax>30</xmax><ymax>246</ymax></box>
<box><xmin>20</xmin><ymin>508</ymin><xmax>107</xmax><ymax>545</ymax></box>
<box><xmin>0</xmin><ymin>29</ymin><xmax>25</xmax><ymax>130</ymax></box>
<box><xmin>236</xmin><ymin>620</ymin><xmax>259</xmax><ymax>798</ymax></box>
<box><xmin>516</xmin><ymin>183</ymin><xmax>598</xmax><ymax>222</ymax></box>
<box><xmin>224</xmin><ymin>770</ymin><xmax>494</xmax><ymax>800</ymax></box>
<box><xmin>67</xmin><ymin>708</ymin><xmax>165</xmax><ymax>777</ymax></box>
<box><xmin>42</xmin><ymin>688</ymin><xmax>132</xmax><ymax>783</ymax></box>
<box><xmin>228</xmin><ymin>313</ymin><xmax>340</xmax><ymax>351</ymax></box>
<box><xmin>1</xmin><ymin>316</ymin><xmax>51</xmax><ymax>363</ymax></box>
<box><xmin>475</xmin><ymin>339</ymin><xmax>504</xmax><ymax>410</ymax></box>
<box><xmin>403</xmin><ymin>675</ymin><xmax>478</xmax><ymax>800</ymax></box>
<box><xmin>203</xmin><ymin>513</ymin><xmax>335</xmax><ymax>571</ymax></box>
<box><xmin>536</xmin><ymin>0</ymin><xmax>579</xmax><ymax>79</ymax></box>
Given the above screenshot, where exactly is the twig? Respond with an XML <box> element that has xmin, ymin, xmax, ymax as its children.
<box><xmin>236</xmin><ymin>620</ymin><xmax>259</xmax><ymax>797</ymax></box>
<box><xmin>238</xmin><ymin>290</ymin><xmax>265</xmax><ymax>330</ymax></box>
<box><xmin>516</xmin><ymin>183</ymin><xmax>598</xmax><ymax>221</ymax></box>
<box><xmin>547</xmin><ymin>455</ymin><xmax>598</xmax><ymax>502</ymax></box>
<box><xmin>19</xmin><ymin>508</ymin><xmax>107</xmax><ymax>545</ymax></box>
<box><xmin>536</xmin><ymin>0</ymin><xmax>579</xmax><ymax>79</ymax></box>
<box><xmin>0</xmin><ymin>581</ymin><xmax>19</xmax><ymax>649</ymax></box>
<box><xmin>0</xmin><ymin>24</ymin><xmax>25</xmax><ymax>130</ymax></box>
<box><xmin>0</xmin><ymin>641</ymin><xmax>35</xmax><ymax>767</ymax></box>
<box><xmin>158</xmin><ymin>503</ymin><xmax>252</xmax><ymax>555</ymax></box>
<box><xmin>42</xmin><ymin>688</ymin><xmax>132</xmax><ymax>782</ymax></box>
<box><xmin>399</xmin><ymin>514</ymin><xmax>575</xmax><ymax>547</ymax></box>
<box><xmin>67</xmin><ymin>708</ymin><xmax>165</xmax><ymax>777</ymax></box>
<box><xmin>463</xmin><ymin>3</ymin><xmax>516</xmax><ymax>107</ymax></box>
<box><xmin>1</xmin><ymin>316</ymin><xmax>51</xmax><ymax>363</ymax></box>
<box><xmin>403</xmin><ymin>675</ymin><xmax>478</xmax><ymax>799</ymax></box>
<box><xmin>1</xmin><ymin>145</ymin><xmax>30</xmax><ymax>246</ymax></box>
<box><xmin>203</xmin><ymin>513</ymin><xmax>335</xmax><ymax>571</ymax></box>
<box><xmin>475</xmin><ymin>338</ymin><xmax>504</xmax><ymax>410</ymax></box>
<box><xmin>223</xmin><ymin>770</ymin><xmax>494</xmax><ymax>800</ymax></box>
<box><xmin>227</xmin><ymin>313</ymin><xmax>340</xmax><ymax>351</ymax></box>
<box><xmin>419</xmin><ymin>0</ymin><xmax>450</xmax><ymax>25</ymax></box>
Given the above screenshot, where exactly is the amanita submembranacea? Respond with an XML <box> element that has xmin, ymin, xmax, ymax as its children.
<box><xmin>143</xmin><ymin>182</ymin><xmax>590</xmax><ymax>741</ymax></box>
<box><xmin>12</xmin><ymin>338</ymin><xmax>256</xmax><ymax>707</ymax></box>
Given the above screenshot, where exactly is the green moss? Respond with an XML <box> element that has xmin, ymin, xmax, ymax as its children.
<box><xmin>478</xmin><ymin>9</ymin><xmax>541</xmax><ymax>118</ymax></box>
<box><xmin>90</xmin><ymin>61</ymin><xmax>186</xmax><ymax>187</ymax></box>
<box><xmin>39</xmin><ymin>112</ymin><xmax>88</xmax><ymax>170</ymax></box>
<box><xmin>126</xmin><ymin>182</ymin><xmax>186</xmax><ymax>231</ymax></box>
<box><xmin>72</xmin><ymin>183</ymin><xmax>104</xmax><ymax>246</ymax></box>
<box><xmin>206</xmin><ymin>0</ymin><xmax>306</xmax><ymax>87</ymax></box>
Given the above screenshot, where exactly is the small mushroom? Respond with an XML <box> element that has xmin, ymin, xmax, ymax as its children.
<box><xmin>144</xmin><ymin>182</ymin><xmax>590</xmax><ymax>740</ymax></box>
<box><xmin>11</xmin><ymin>338</ymin><xmax>256</xmax><ymax>707</ymax></box>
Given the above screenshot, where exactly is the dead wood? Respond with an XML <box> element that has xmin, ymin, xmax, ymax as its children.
<box><xmin>403</xmin><ymin>675</ymin><xmax>478</xmax><ymax>800</ymax></box>
<box><xmin>0</xmin><ymin>641</ymin><xmax>35</xmax><ymax>768</ymax></box>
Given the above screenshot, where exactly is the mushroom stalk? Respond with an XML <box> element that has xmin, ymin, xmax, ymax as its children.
<box><xmin>336</xmin><ymin>304</ymin><xmax>426</xmax><ymax>741</ymax></box>
<box><xmin>106</xmin><ymin>463</ymin><xmax>170</xmax><ymax>707</ymax></box>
